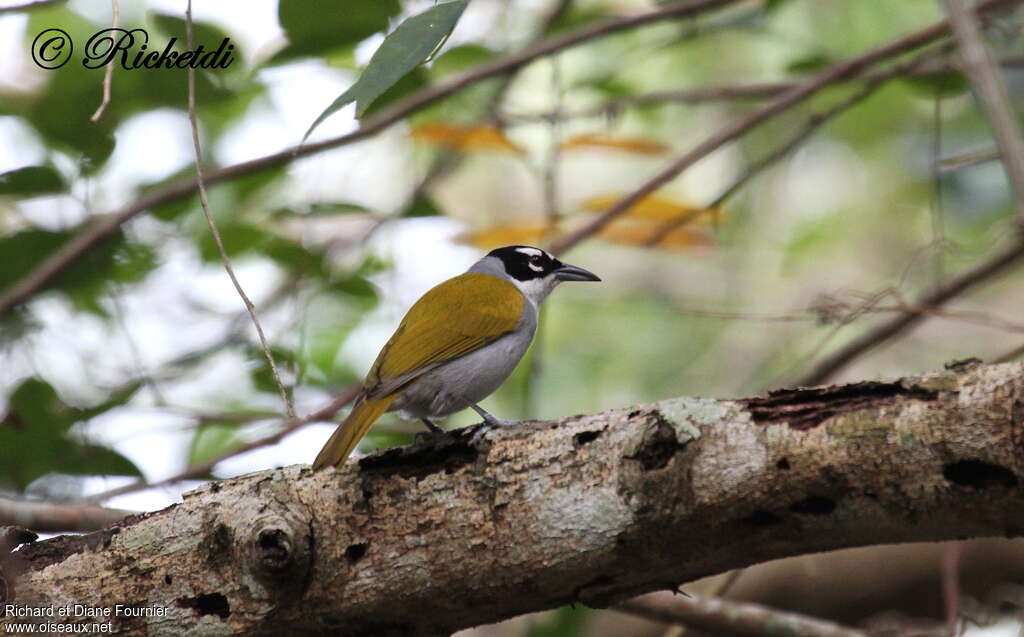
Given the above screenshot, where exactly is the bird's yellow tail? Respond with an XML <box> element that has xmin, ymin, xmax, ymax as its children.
<box><xmin>312</xmin><ymin>394</ymin><xmax>397</xmax><ymax>470</ymax></box>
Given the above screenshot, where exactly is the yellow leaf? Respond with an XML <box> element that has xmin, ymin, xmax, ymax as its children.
<box><xmin>410</xmin><ymin>123</ymin><xmax>526</xmax><ymax>155</ymax></box>
<box><xmin>560</xmin><ymin>134</ymin><xmax>668</xmax><ymax>155</ymax></box>
<box><xmin>456</xmin><ymin>222</ymin><xmax>557</xmax><ymax>250</ymax></box>
<box><xmin>599</xmin><ymin>219</ymin><xmax>713</xmax><ymax>251</ymax></box>
<box><xmin>582</xmin><ymin>193</ymin><xmax>719</xmax><ymax>223</ymax></box>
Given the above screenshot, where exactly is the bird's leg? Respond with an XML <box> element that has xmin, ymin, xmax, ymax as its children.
<box><xmin>420</xmin><ymin>418</ymin><xmax>445</xmax><ymax>434</ymax></box>
<box><xmin>470</xmin><ymin>404</ymin><xmax>517</xmax><ymax>427</ymax></box>
<box><xmin>467</xmin><ymin>404</ymin><xmax>518</xmax><ymax>445</ymax></box>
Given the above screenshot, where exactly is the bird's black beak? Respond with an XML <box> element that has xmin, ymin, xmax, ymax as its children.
<box><xmin>555</xmin><ymin>262</ymin><xmax>601</xmax><ymax>282</ymax></box>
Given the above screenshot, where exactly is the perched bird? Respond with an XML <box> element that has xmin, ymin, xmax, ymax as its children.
<box><xmin>312</xmin><ymin>245</ymin><xmax>600</xmax><ymax>470</ymax></box>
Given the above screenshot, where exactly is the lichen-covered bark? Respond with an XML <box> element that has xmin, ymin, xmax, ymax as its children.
<box><xmin>2</xmin><ymin>362</ymin><xmax>1023</xmax><ymax>636</ymax></box>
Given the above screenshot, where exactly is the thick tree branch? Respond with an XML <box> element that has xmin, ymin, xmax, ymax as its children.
<box><xmin>3</xmin><ymin>361</ymin><xmax>1023</xmax><ymax>635</ymax></box>
<box><xmin>0</xmin><ymin>0</ymin><xmax>740</xmax><ymax>318</ymax></box>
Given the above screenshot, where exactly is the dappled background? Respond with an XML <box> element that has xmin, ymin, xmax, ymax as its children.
<box><xmin>1</xmin><ymin>0</ymin><xmax>1023</xmax><ymax>635</ymax></box>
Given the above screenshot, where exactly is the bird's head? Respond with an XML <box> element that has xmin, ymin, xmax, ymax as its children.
<box><xmin>476</xmin><ymin>245</ymin><xmax>600</xmax><ymax>304</ymax></box>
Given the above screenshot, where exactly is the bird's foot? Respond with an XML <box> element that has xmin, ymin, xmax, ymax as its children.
<box><xmin>468</xmin><ymin>405</ymin><xmax>517</xmax><ymax>445</ymax></box>
<box><xmin>470</xmin><ymin>404</ymin><xmax>517</xmax><ymax>428</ymax></box>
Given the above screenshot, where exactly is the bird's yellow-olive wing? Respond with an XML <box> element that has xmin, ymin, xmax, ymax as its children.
<box><xmin>364</xmin><ymin>273</ymin><xmax>524</xmax><ymax>397</ymax></box>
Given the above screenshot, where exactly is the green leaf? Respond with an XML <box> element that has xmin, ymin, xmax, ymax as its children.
<box><xmin>61</xmin><ymin>444</ymin><xmax>142</xmax><ymax>480</ymax></box>
<box><xmin>187</xmin><ymin>422</ymin><xmax>242</xmax><ymax>467</ymax></box>
<box><xmin>272</xmin><ymin>202</ymin><xmax>373</xmax><ymax>218</ymax></box>
<box><xmin>576</xmin><ymin>73</ymin><xmax>634</xmax><ymax>98</ymax></box>
<box><xmin>786</xmin><ymin>53</ymin><xmax>833</xmax><ymax>74</ymax></box>
<box><xmin>264</xmin><ymin>238</ymin><xmax>326</xmax><ymax>277</ymax></box>
<box><xmin>276</xmin><ymin>0</ymin><xmax>400</xmax><ymax>62</ymax></box>
<box><xmin>0</xmin><ymin>378</ymin><xmax>142</xmax><ymax>490</ymax></box>
<box><xmin>149</xmin><ymin>12</ymin><xmax>244</xmax><ymax>66</ymax></box>
<box><xmin>901</xmin><ymin>70</ymin><xmax>970</xmax><ymax>96</ymax></box>
<box><xmin>303</xmin><ymin>0</ymin><xmax>469</xmax><ymax>140</ymax></box>
<box><xmin>358</xmin><ymin>68</ymin><xmax>428</xmax><ymax>119</ymax></box>
<box><xmin>544</xmin><ymin>6</ymin><xmax>611</xmax><ymax>35</ymax></box>
<box><xmin>0</xmin><ymin>165</ymin><xmax>66</xmax><ymax>197</ymax></box>
<box><xmin>429</xmin><ymin>44</ymin><xmax>495</xmax><ymax>79</ymax></box>
<box><xmin>197</xmin><ymin>222</ymin><xmax>269</xmax><ymax>261</ymax></box>
<box><xmin>330</xmin><ymin>274</ymin><xmax>378</xmax><ymax>302</ymax></box>
<box><xmin>0</xmin><ymin>228</ymin><xmax>159</xmax><ymax>315</ymax></box>
<box><xmin>526</xmin><ymin>606</ymin><xmax>590</xmax><ymax>637</ymax></box>
<box><xmin>401</xmin><ymin>193</ymin><xmax>442</xmax><ymax>217</ymax></box>
<box><xmin>246</xmin><ymin>344</ymin><xmax>297</xmax><ymax>394</ymax></box>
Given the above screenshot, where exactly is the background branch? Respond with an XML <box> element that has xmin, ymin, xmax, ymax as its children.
<box><xmin>548</xmin><ymin>0</ymin><xmax>1020</xmax><ymax>255</ymax></box>
<box><xmin>86</xmin><ymin>384</ymin><xmax>360</xmax><ymax>503</ymax></box>
<box><xmin>617</xmin><ymin>592</ymin><xmax>869</xmax><ymax>637</ymax></box>
<box><xmin>646</xmin><ymin>43</ymin><xmax>953</xmax><ymax>246</ymax></box>
<box><xmin>798</xmin><ymin>237</ymin><xmax>1024</xmax><ymax>385</ymax></box>
<box><xmin>184</xmin><ymin>1</ymin><xmax>293</xmax><ymax>419</ymax></box>
<box><xmin>0</xmin><ymin>498</ymin><xmax>132</xmax><ymax>534</ymax></box>
<box><xmin>943</xmin><ymin>0</ymin><xmax>1024</xmax><ymax>223</ymax></box>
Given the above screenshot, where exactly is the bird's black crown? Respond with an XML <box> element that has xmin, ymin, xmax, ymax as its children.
<box><xmin>488</xmin><ymin>245</ymin><xmax>562</xmax><ymax>281</ymax></box>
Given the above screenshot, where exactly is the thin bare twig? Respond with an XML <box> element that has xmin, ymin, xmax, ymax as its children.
<box><xmin>938</xmin><ymin>146</ymin><xmax>1001</xmax><ymax>173</ymax></box>
<box><xmin>798</xmin><ymin>236</ymin><xmax>1024</xmax><ymax>385</ymax></box>
<box><xmin>646</xmin><ymin>44</ymin><xmax>952</xmax><ymax>246</ymax></box>
<box><xmin>547</xmin><ymin>0</ymin><xmax>1022</xmax><ymax>256</ymax></box>
<box><xmin>0</xmin><ymin>497</ymin><xmax>133</xmax><ymax>533</ymax></box>
<box><xmin>0</xmin><ymin>0</ymin><xmax>741</xmax><ymax>318</ymax></box>
<box><xmin>89</xmin><ymin>0</ymin><xmax>119</xmax><ymax>122</ymax></box>
<box><xmin>185</xmin><ymin>2</ymin><xmax>294</xmax><ymax>419</ymax></box>
<box><xmin>943</xmin><ymin>0</ymin><xmax>1024</xmax><ymax>224</ymax></box>
<box><xmin>617</xmin><ymin>592</ymin><xmax>869</xmax><ymax>637</ymax></box>
<box><xmin>501</xmin><ymin>55</ymin><xmax>1024</xmax><ymax>123</ymax></box>
<box><xmin>88</xmin><ymin>384</ymin><xmax>360</xmax><ymax>503</ymax></box>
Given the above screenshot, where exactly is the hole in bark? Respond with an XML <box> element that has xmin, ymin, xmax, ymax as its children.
<box><xmin>359</xmin><ymin>440</ymin><xmax>477</xmax><ymax>480</ymax></box>
<box><xmin>789</xmin><ymin>496</ymin><xmax>837</xmax><ymax>515</ymax></box>
<box><xmin>573</xmin><ymin>430</ymin><xmax>601</xmax><ymax>447</ymax></box>
<box><xmin>257</xmin><ymin>529</ymin><xmax>290</xmax><ymax>572</ymax></box>
<box><xmin>164</xmin><ymin>574</ymin><xmax>172</xmax><ymax>585</ymax></box>
<box><xmin>776</xmin><ymin>457</ymin><xmax>790</xmax><ymax>470</ymax></box>
<box><xmin>176</xmin><ymin>593</ymin><xmax>230</xmax><ymax>619</ymax></box>
<box><xmin>744</xmin><ymin>381</ymin><xmax>939</xmax><ymax>430</ymax></box>
<box><xmin>741</xmin><ymin>511</ymin><xmax>783</xmax><ymax>526</ymax></box>
<box><xmin>345</xmin><ymin>542</ymin><xmax>368</xmax><ymax>564</ymax></box>
<box><xmin>632</xmin><ymin>423</ymin><xmax>681</xmax><ymax>471</ymax></box>
<box><xmin>943</xmin><ymin>460</ymin><xmax>1018</xmax><ymax>489</ymax></box>
<box><xmin>204</xmin><ymin>523</ymin><xmax>233</xmax><ymax>567</ymax></box>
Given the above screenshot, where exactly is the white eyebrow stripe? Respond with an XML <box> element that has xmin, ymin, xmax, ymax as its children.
<box><xmin>515</xmin><ymin>247</ymin><xmax>544</xmax><ymax>258</ymax></box>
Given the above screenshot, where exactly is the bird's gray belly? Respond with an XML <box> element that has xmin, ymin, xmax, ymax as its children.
<box><xmin>390</xmin><ymin>326</ymin><xmax>535</xmax><ymax>418</ymax></box>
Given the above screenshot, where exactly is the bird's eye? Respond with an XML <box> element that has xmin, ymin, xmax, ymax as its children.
<box><xmin>529</xmin><ymin>255</ymin><xmax>542</xmax><ymax>263</ymax></box>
